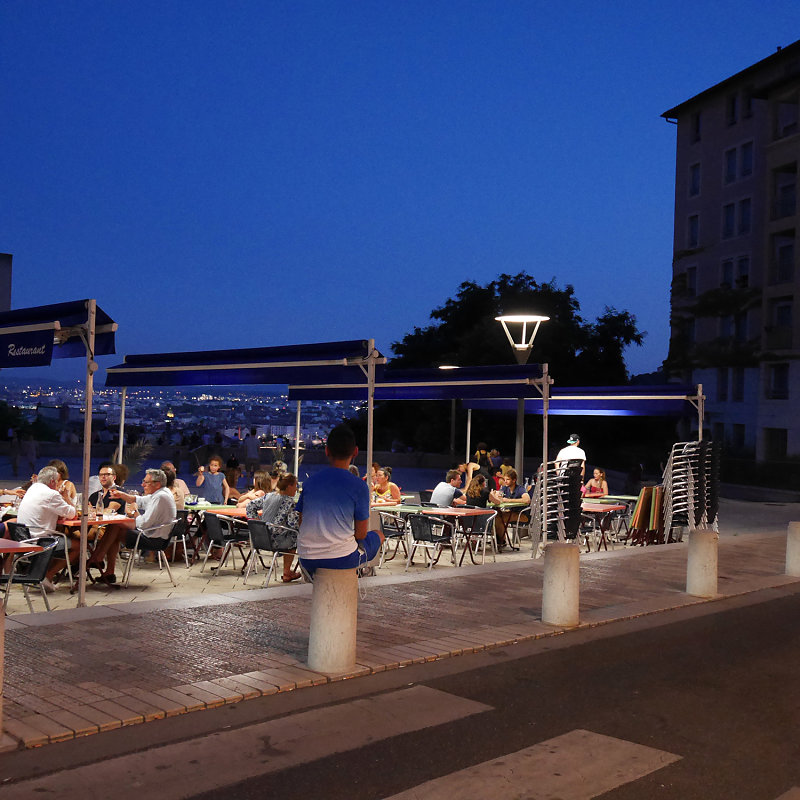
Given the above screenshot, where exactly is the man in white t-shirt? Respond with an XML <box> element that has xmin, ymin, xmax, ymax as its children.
<box><xmin>555</xmin><ymin>433</ymin><xmax>587</xmax><ymax>477</ymax></box>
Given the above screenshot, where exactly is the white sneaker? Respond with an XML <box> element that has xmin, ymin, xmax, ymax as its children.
<box><xmin>41</xmin><ymin>578</ymin><xmax>56</xmax><ymax>593</ymax></box>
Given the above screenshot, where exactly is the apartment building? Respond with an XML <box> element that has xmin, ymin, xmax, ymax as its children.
<box><xmin>663</xmin><ymin>40</ymin><xmax>800</xmax><ymax>462</ymax></box>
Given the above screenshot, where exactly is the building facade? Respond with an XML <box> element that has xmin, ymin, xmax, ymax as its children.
<box><xmin>663</xmin><ymin>41</ymin><xmax>800</xmax><ymax>462</ymax></box>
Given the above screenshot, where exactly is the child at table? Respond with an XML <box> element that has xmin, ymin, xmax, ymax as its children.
<box><xmin>195</xmin><ymin>455</ymin><xmax>230</xmax><ymax>505</ymax></box>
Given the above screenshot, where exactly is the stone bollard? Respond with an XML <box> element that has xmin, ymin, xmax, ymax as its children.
<box><xmin>786</xmin><ymin>522</ymin><xmax>800</xmax><ymax>576</ymax></box>
<box><xmin>541</xmin><ymin>542</ymin><xmax>580</xmax><ymax>627</ymax></box>
<box><xmin>686</xmin><ymin>530</ymin><xmax>718</xmax><ymax>597</ymax></box>
<box><xmin>307</xmin><ymin>568</ymin><xmax>358</xmax><ymax>674</ymax></box>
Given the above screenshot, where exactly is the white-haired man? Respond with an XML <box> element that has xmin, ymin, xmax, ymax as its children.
<box><xmin>16</xmin><ymin>464</ymin><xmax>78</xmax><ymax>588</ymax></box>
<box><xmin>88</xmin><ymin>468</ymin><xmax>176</xmax><ymax>584</ymax></box>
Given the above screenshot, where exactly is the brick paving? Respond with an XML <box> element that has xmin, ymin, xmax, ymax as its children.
<box><xmin>1</xmin><ymin>531</ymin><xmax>798</xmax><ymax>749</ymax></box>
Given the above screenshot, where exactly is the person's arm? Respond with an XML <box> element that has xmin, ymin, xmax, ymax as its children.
<box><xmin>353</xmin><ymin>517</ymin><xmax>369</xmax><ymax>540</ymax></box>
<box><xmin>599</xmin><ymin>480</ymin><xmax>609</xmax><ymax>497</ymax></box>
<box><xmin>195</xmin><ymin>466</ymin><xmax>205</xmax><ymax>487</ymax></box>
<box><xmin>520</xmin><ymin>490</ymin><xmax>531</xmax><ymax>504</ymax></box>
<box><xmin>452</xmin><ymin>489</ymin><xmax>466</xmax><ymax>506</ymax></box>
<box><xmin>52</xmin><ymin>492</ymin><xmax>77</xmax><ymax>520</ymax></box>
<box><xmin>390</xmin><ymin>483</ymin><xmax>402</xmax><ymax>501</ymax></box>
<box><xmin>222</xmin><ymin>478</ymin><xmax>230</xmax><ymax>503</ymax></box>
<box><xmin>110</xmin><ymin>488</ymin><xmax>136</xmax><ymax>504</ymax></box>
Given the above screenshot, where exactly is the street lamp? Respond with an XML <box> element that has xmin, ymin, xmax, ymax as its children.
<box><xmin>495</xmin><ymin>314</ymin><xmax>549</xmax><ymax>476</ymax></box>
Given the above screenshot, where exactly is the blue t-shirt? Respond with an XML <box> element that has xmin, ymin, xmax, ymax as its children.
<box><xmin>296</xmin><ymin>467</ymin><xmax>370</xmax><ymax>560</ymax></box>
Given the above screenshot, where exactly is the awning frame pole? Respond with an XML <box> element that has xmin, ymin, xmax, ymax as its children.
<box><xmin>78</xmin><ymin>299</ymin><xmax>97</xmax><ymax>608</ymax></box>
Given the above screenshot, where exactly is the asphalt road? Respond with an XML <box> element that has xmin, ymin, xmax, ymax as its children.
<box><xmin>4</xmin><ymin>584</ymin><xmax>800</xmax><ymax>800</ymax></box>
<box><xmin>182</xmin><ymin>585</ymin><xmax>800</xmax><ymax>800</ymax></box>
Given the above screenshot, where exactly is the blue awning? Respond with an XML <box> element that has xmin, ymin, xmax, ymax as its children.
<box><xmin>465</xmin><ymin>385</ymin><xmax>696</xmax><ymax>417</ymax></box>
<box><xmin>0</xmin><ymin>299</ymin><xmax>117</xmax><ymax>367</ymax></box>
<box><xmin>288</xmin><ymin>364</ymin><xmax>546</xmax><ymax>401</ymax></box>
<box><xmin>105</xmin><ymin>340</ymin><xmax>384</xmax><ymax>388</ymax></box>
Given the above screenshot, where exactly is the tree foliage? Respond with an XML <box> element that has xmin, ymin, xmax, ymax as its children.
<box><xmin>391</xmin><ymin>273</ymin><xmax>644</xmax><ymax>385</ymax></box>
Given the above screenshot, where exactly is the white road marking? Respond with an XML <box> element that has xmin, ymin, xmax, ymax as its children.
<box><xmin>385</xmin><ymin>728</ymin><xmax>681</xmax><ymax>800</ymax></box>
<box><xmin>0</xmin><ymin>686</ymin><xmax>491</xmax><ymax>800</ymax></box>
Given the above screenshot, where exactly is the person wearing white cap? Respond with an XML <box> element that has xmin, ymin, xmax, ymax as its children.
<box><xmin>555</xmin><ymin>433</ymin><xmax>587</xmax><ymax>477</ymax></box>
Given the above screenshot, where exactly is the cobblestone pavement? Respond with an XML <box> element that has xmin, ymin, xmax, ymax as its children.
<box><xmin>2</xmin><ymin>529</ymin><xmax>797</xmax><ymax>749</ymax></box>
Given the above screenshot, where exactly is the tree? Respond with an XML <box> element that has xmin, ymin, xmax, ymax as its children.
<box><xmin>391</xmin><ymin>273</ymin><xmax>644</xmax><ymax>385</ymax></box>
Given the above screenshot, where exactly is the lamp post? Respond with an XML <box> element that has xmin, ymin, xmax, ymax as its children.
<box><xmin>495</xmin><ymin>314</ymin><xmax>549</xmax><ymax>478</ymax></box>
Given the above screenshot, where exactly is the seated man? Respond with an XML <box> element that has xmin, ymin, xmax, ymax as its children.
<box><xmin>296</xmin><ymin>425</ymin><xmax>384</xmax><ymax>578</ymax></box>
<box><xmin>429</xmin><ymin>469</ymin><xmax>467</xmax><ymax>507</ymax></box>
<box><xmin>15</xmin><ymin>465</ymin><xmax>78</xmax><ymax>588</ymax></box>
<box><xmin>89</xmin><ymin>468</ymin><xmax>177</xmax><ymax>583</ymax></box>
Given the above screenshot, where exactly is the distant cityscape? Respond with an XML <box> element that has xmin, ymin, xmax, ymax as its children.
<box><xmin>0</xmin><ymin>379</ymin><xmax>365</xmax><ymax>448</ymax></box>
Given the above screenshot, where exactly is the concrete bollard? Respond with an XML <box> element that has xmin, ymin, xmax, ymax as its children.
<box><xmin>686</xmin><ymin>530</ymin><xmax>718</xmax><ymax>597</ymax></box>
<box><xmin>307</xmin><ymin>568</ymin><xmax>358</xmax><ymax>674</ymax></box>
<box><xmin>786</xmin><ymin>522</ymin><xmax>800</xmax><ymax>576</ymax></box>
<box><xmin>541</xmin><ymin>542</ymin><xmax>580</xmax><ymax>627</ymax></box>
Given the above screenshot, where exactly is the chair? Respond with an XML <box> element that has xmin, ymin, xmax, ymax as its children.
<box><xmin>405</xmin><ymin>513</ymin><xmax>454</xmax><ymax>571</ymax></box>
<box><xmin>200</xmin><ymin>513</ymin><xmax>250</xmax><ymax>576</ymax></box>
<box><xmin>120</xmin><ymin>520</ymin><xmax>181</xmax><ymax>588</ymax></box>
<box><xmin>506</xmin><ymin>504</ymin><xmax>532</xmax><ymax>550</ymax></box>
<box><xmin>378</xmin><ymin>511</ymin><xmax>408</xmax><ymax>567</ymax></box>
<box><xmin>0</xmin><ymin>536</ymin><xmax>58</xmax><ymax>612</ymax></box>
<box><xmin>169</xmin><ymin>509</ymin><xmax>194</xmax><ymax>567</ymax></box>
<box><xmin>243</xmin><ymin>519</ymin><xmax>295</xmax><ymax>587</ymax></box>
<box><xmin>6</xmin><ymin>520</ymin><xmax>74</xmax><ymax>587</ymax></box>
<box><xmin>457</xmin><ymin>511</ymin><xmax>497</xmax><ymax>565</ymax></box>
<box><xmin>418</xmin><ymin>490</ymin><xmax>433</xmax><ymax>504</ymax></box>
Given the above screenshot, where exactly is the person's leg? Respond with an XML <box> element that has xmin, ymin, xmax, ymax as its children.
<box><xmin>282</xmin><ymin>550</ymin><xmax>299</xmax><ymax>581</ymax></box>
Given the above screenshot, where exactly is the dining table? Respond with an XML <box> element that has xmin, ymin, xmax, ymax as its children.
<box><xmin>580</xmin><ymin>501</ymin><xmax>628</xmax><ymax>551</ymax></box>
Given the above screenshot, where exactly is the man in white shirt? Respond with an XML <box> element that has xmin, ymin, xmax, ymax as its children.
<box><xmin>89</xmin><ymin>468</ymin><xmax>177</xmax><ymax>584</ymax></box>
<box><xmin>16</xmin><ymin>465</ymin><xmax>78</xmax><ymax>586</ymax></box>
<box><xmin>429</xmin><ymin>470</ymin><xmax>467</xmax><ymax>507</ymax></box>
<box><xmin>555</xmin><ymin>433</ymin><xmax>587</xmax><ymax>477</ymax></box>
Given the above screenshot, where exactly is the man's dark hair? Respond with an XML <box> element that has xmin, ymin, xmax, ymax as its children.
<box><xmin>326</xmin><ymin>425</ymin><xmax>357</xmax><ymax>460</ymax></box>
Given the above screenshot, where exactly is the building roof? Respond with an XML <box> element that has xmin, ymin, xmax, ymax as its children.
<box><xmin>661</xmin><ymin>38</ymin><xmax>800</xmax><ymax>119</ymax></box>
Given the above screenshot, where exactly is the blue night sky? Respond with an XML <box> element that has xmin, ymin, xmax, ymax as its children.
<box><xmin>2</xmin><ymin>1</ymin><xmax>798</xmax><ymax>384</ymax></box>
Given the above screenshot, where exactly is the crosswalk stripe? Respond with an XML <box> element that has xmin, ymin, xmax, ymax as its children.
<box><xmin>0</xmin><ymin>686</ymin><xmax>492</xmax><ymax>800</ymax></box>
<box><xmin>384</xmin><ymin>728</ymin><xmax>681</xmax><ymax>800</ymax></box>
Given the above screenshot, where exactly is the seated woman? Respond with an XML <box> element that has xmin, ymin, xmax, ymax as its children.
<box><xmin>465</xmin><ymin>475</ymin><xmax>491</xmax><ymax>508</ymax></box>
<box><xmin>583</xmin><ymin>468</ymin><xmax>609</xmax><ymax>498</ymax></box>
<box><xmin>47</xmin><ymin>459</ymin><xmax>77</xmax><ymax>506</ymax></box>
<box><xmin>236</xmin><ymin>471</ymin><xmax>271</xmax><ymax>506</ymax></box>
<box><xmin>489</xmin><ymin>469</ymin><xmax>530</xmax><ymax>549</ymax></box>
<box><xmin>372</xmin><ymin>467</ymin><xmax>402</xmax><ymax>503</ymax></box>
<box><xmin>164</xmin><ymin>467</ymin><xmax>185</xmax><ymax>510</ymax></box>
<box><xmin>246</xmin><ymin>473</ymin><xmax>302</xmax><ymax>582</ymax></box>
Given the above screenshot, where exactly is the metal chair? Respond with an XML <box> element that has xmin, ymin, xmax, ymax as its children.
<box><xmin>243</xmin><ymin>519</ymin><xmax>295</xmax><ymax>587</ymax></box>
<box><xmin>405</xmin><ymin>513</ymin><xmax>455</xmax><ymax>571</ymax></box>
<box><xmin>200</xmin><ymin>512</ymin><xmax>250</xmax><ymax>576</ymax></box>
<box><xmin>169</xmin><ymin>509</ymin><xmax>194</xmax><ymax>567</ymax></box>
<box><xmin>120</xmin><ymin>520</ymin><xmax>180</xmax><ymax>588</ymax></box>
<box><xmin>0</xmin><ymin>536</ymin><xmax>58</xmax><ymax>612</ymax></box>
<box><xmin>456</xmin><ymin>511</ymin><xmax>498</xmax><ymax>565</ymax></box>
<box><xmin>418</xmin><ymin>490</ymin><xmax>433</xmax><ymax>504</ymax></box>
<box><xmin>378</xmin><ymin>511</ymin><xmax>408</xmax><ymax>567</ymax></box>
<box><xmin>7</xmin><ymin>520</ymin><xmax>74</xmax><ymax>587</ymax></box>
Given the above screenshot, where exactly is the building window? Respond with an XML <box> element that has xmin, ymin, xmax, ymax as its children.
<box><xmin>721</xmin><ymin>259</ymin><xmax>733</xmax><ymax>288</ymax></box>
<box><xmin>743</xmin><ymin>86</ymin><xmax>754</xmax><ymax>119</ymax></box>
<box><xmin>727</xmin><ymin>94</ymin><xmax>738</xmax><ymax>126</ymax></box>
<box><xmin>688</xmin><ymin>215</ymin><xmax>699</xmax><ymax>248</ymax></box>
<box><xmin>740</xmin><ymin>141</ymin><xmax>753</xmax><ymax>176</ymax></box>
<box><xmin>737</xmin><ymin>255</ymin><xmax>750</xmax><ymax>288</ymax></box>
<box><xmin>712</xmin><ymin>422</ymin><xmax>725</xmax><ymax>443</ymax></box>
<box><xmin>771</xmin><ymin>232</ymin><xmax>795</xmax><ymax>283</ymax></box>
<box><xmin>764</xmin><ymin>427</ymin><xmax>788</xmax><ymax>460</ymax></box>
<box><xmin>722</xmin><ymin>204</ymin><xmax>735</xmax><ymax>238</ymax></box>
<box><xmin>686</xmin><ymin>265</ymin><xmax>697</xmax><ymax>296</ymax></box>
<box><xmin>689</xmin><ymin>163</ymin><xmax>701</xmax><ymax>196</ymax></box>
<box><xmin>767</xmin><ymin>364</ymin><xmax>790</xmax><ymax>400</ymax></box>
<box><xmin>717</xmin><ymin>367</ymin><xmax>728</xmax><ymax>401</ymax></box>
<box><xmin>772</xmin><ymin>163</ymin><xmax>797</xmax><ymax>219</ymax></box>
<box><xmin>724</xmin><ymin>149</ymin><xmax>737</xmax><ymax>184</ymax></box>
<box><xmin>732</xmin><ymin>424</ymin><xmax>745</xmax><ymax>449</ymax></box>
<box><xmin>734</xmin><ymin>311</ymin><xmax>748</xmax><ymax>343</ymax></box>
<box><xmin>766</xmin><ymin>297</ymin><xmax>793</xmax><ymax>349</ymax></box>
<box><xmin>732</xmin><ymin>366</ymin><xmax>745</xmax><ymax>402</ymax></box>
<box><xmin>738</xmin><ymin>198</ymin><xmax>751</xmax><ymax>234</ymax></box>
<box><xmin>692</xmin><ymin>111</ymin><xmax>702</xmax><ymax>142</ymax></box>
<box><xmin>774</xmin><ymin>94</ymin><xmax>799</xmax><ymax>140</ymax></box>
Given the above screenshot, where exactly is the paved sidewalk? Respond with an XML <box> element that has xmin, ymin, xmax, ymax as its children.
<box><xmin>2</xmin><ymin>530</ymin><xmax>798</xmax><ymax>750</ymax></box>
